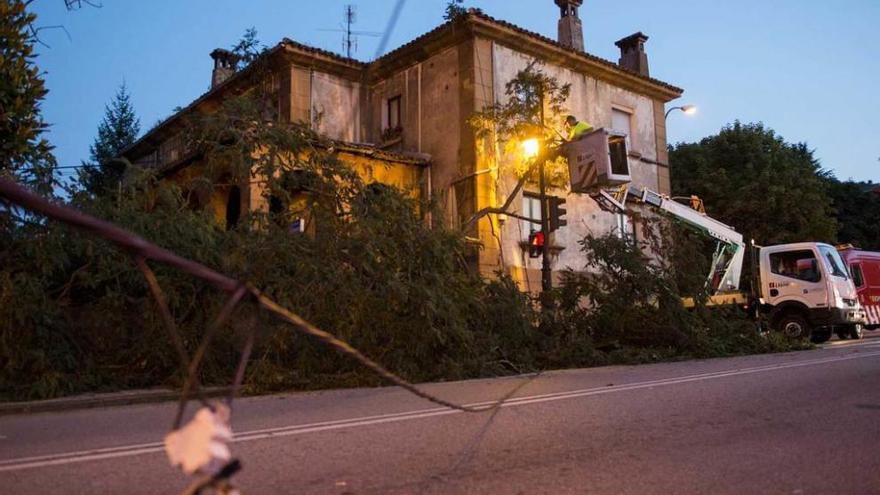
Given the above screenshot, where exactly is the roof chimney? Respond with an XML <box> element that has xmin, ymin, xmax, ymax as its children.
<box><xmin>615</xmin><ymin>32</ymin><xmax>650</xmax><ymax>77</ymax></box>
<box><xmin>210</xmin><ymin>48</ymin><xmax>239</xmax><ymax>89</ymax></box>
<box><xmin>554</xmin><ymin>0</ymin><xmax>584</xmax><ymax>52</ymax></box>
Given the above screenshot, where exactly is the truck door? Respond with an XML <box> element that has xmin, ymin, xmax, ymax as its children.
<box><xmin>763</xmin><ymin>248</ymin><xmax>826</xmax><ymax>308</ymax></box>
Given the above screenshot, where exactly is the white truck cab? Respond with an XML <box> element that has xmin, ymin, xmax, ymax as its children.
<box><xmin>759</xmin><ymin>242</ymin><xmax>867</xmax><ymax>342</ymax></box>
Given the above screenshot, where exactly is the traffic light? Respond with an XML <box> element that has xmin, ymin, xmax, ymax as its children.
<box><xmin>549</xmin><ymin>197</ymin><xmax>568</xmax><ymax>232</ymax></box>
<box><xmin>528</xmin><ymin>231</ymin><xmax>545</xmax><ymax>259</ymax></box>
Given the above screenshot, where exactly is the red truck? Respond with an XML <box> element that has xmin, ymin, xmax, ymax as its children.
<box><xmin>839</xmin><ymin>246</ymin><xmax>880</xmax><ymax>331</ymax></box>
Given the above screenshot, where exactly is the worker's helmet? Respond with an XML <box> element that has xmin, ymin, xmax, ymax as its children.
<box><xmin>565</xmin><ymin>115</ymin><xmax>577</xmax><ymax>126</ymax></box>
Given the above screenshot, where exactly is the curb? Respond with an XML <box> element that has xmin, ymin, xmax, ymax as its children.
<box><xmin>0</xmin><ymin>387</ymin><xmax>231</xmax><ymax>416</ymax></box>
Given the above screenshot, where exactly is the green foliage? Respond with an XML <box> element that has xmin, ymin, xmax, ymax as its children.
<box><xmin>669</xmin><ymin>122</ymin><xmax>837</xmax><ymax>246</ymax></box>
<box><xmin>825</xmin><ymin>179</ymin><xmax>880</xmax><ymax>250</ymax></box>
<box><xmin>0</xmin><ymin>0</ymin><xmax>57</xmax><ymax>196</ymax></box>
<box><xmin>546</xmin><ymin>226</ymin><xmax>806</xmax><ymax>367</ymax></box>
<box><xmin>470</xmin><ymin>62</ymin><xmax>571</xmax><ymax>145</ymax></box>
<box><xmin>444</xmin><ymin>0</ymin><xmax>467</xmax><ymax>21</ymax></box>
<box><xmin>231</xmin><ymin>27</ymin><xmax>264</xmax><ymax>68</ymax></box>
<box><xmin>0</xmin><ymin>174</ymin><xmax>803</xmax><ymax>400</ymax></box>
<box><xmin>77</xmin><ymin>83</ymin><xmax>141</xmax><ymax>195</ymax></box>
<box><xmin>1</xmin><ymin>86</ymin><xmax>804</xmax><ymax>401</ymax></box>
<box><xmin>468</xmin><ymin>62</ymin><xmax>572</xmax><ymax>193</ymax></box>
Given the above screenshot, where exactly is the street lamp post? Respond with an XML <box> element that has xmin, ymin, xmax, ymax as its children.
<box><xmin>665</xmin><ymin>104</ymin><xmax>697</xmax><ymax>119</ymax></box>
<box><xmin>537</xmin><ymin>100</ymin><xmax>553</xmax><ymax>296</ymax></box>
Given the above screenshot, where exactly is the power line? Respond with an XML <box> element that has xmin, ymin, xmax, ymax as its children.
<box><xmin>374</xmin><ymin>0</ymin><xmax>406</xmax><ymax>60</ymax></box>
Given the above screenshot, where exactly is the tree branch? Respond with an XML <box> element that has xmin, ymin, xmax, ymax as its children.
<box><xmin>460</xmin><ymin>172</ymin><xmax>530</xmax><ymax>231</ymax></box>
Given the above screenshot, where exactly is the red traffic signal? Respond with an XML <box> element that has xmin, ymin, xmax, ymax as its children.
<box><xmin>528</xmin><ymin>231</ymin><xmax>545</xmax><ymax>258</ymax></box>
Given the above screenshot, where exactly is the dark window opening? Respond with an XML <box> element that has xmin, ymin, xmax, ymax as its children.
<box><xmin>269</xmin><ymin>195</ymin><xmax>284</xmax><ymax>215</ymax></box>
<box><xmin>225</xmin><ymin>185</ymin><xmax>241</xmax><ymax>230</ymax></box>
<box><xmin>387</xmin><ymin>95</ymin><xmax>402</xmax><ymax>130</ymax></box>
<box><xmin>608</xmin><ymin>135</ymin><xmax>629</xmax><ymax>176</ymax></box>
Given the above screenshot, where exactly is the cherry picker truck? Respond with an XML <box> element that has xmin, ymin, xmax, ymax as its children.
<box><xmin>563</xmin><ymin>128</ymin><xmax>867</xmax><ymax>343</ymax></box>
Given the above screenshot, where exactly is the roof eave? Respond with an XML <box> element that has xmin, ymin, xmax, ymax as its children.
<box><xmin>122</xmin><ymin>43</ymin><xmax>289</xmax><ymax>160</ymax></box>
<box><xmin>279</xmin><ymin>39</ymin><xmax>366</xmax><ymax>80</ymax></box>
<box><xmin>468</xmin><ymin>16</ymin><xmax>683</xmax><ymax>102</ymax></box>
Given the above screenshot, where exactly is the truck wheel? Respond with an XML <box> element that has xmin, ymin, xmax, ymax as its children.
<box><xmin>776</xmin><ymin>313</ymin><xmax>811</xmax><ymax>340</ymax></box>
<box><xmin>810</xmin><ymin>329</ymin><xmax>832</xmax><ymax>344</ymax></box>
<box><xmin>850</xmin><ymin>324</ymin><xmax>864</xmax><ymax>340</ymax></box>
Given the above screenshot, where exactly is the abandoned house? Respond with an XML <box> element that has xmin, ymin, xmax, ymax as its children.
<box><xmin>122</xmin><ymin>1</ymin><xmax>684</xmax><ymax>291</ymax></box>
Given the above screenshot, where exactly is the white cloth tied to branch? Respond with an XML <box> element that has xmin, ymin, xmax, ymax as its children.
<box><xmin>164</xmin><ymin>403</ymin><xmax>233</xmax><ymax>476</ymax></box>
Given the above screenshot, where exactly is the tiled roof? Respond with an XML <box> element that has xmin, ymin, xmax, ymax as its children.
<box><xmin>125</xmin><ymin>7</ymin><xmax>681</xmax><ymax>159</ymax></box>
<box><xmin>280</xmin><ymin>38</ymin><xmax>367</xmax><ymax>68</ymax></box>
<box><xmin>463</xmin><ymin>10</ymin><xmax>682</xmax><ymax>94</ymax></box>
<box><xmin>328</xmin><ymin>140</ymin><xmax>431</xmax><ymax>165</ymax></box>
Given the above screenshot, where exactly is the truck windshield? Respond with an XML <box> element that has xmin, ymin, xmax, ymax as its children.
<box><xmin>819</xmin><ymin>246</ymin><xmax>848</xmax><ymax>279</ymax></box>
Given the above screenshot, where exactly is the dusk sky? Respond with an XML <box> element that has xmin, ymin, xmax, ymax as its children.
<box><xmin>31</xmin><ymin>0</ymin><xmax>879</xmax><ymax>183</ymax></box>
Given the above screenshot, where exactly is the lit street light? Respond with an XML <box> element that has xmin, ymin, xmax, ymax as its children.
<box><xmin>522</xmin><ymin>138</ymin><xmax>540</xmax><ymax>160</ymax></box>
<box><xmin>665</xmin><ymin>104</ymin><xmax>697</xmax><ymax>119</ymax></box>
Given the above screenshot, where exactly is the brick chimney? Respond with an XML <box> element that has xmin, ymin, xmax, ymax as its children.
<box><xmin>615</xmin><ymin>32</ymin><xmax>650</xmax><ymax>77</ymax></box>
<box><xmin>210</xmin><ymin>48</ymin><xmax>239</xmax><ymax>88</ymax></box>
<box><xmin>554</xmin><ymin>0</ymin><xmax>584</xmax><ymax>52</ymax></box>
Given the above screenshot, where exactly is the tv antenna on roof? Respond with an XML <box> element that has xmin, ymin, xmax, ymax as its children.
<box><xmin>319</xmin><ymin>5</ymin><xmax>382</xmax><ymax>59</ymax></box>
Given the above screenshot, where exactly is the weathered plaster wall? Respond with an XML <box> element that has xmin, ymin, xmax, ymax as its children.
<box><xmin>280</xmin><ymin>65</ymin><xmax>312</xmax><ymax>124</ymax></box>
<box><xmin>245</xmin><ymin>151</ymin><xmax>424</xmax><ymax>217</ymax></box>
<box><xmin>368</xmin><ymin>46</ymin><xmax>463</xmax><ymax>227</ymax></box>
<box><xmin>340</xmin><ymin>152</ymin><xmax>423</xmax><ymax>196</ymax></box>
<box><xmin>486</xmin><ymin>43</ymin><xmax>666</xmax><ymax>288</ymax></box>
<box><xmin>311</xmin><ymin>71</ymin><xmax>361</xmax><ymax>142</ymax></box>
<box><xmin>368</xmin><ymin>70</ymin><xmax>406</xmax><ymax>144</ymax></box>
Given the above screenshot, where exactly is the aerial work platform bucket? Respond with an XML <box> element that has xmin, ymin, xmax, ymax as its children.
<box><xmin>564</xmin><ymin>128</ymin><xmax>631</xmax><ymax>193</ymax></box>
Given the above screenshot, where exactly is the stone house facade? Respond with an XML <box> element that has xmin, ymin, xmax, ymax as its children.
<box><xmin>122</xmin><ymin>2</ymin><xmax>683</xmax><ymax>290</ymax></box>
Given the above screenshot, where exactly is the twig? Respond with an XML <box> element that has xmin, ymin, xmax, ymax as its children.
<box><xmin>174</xmin><ymin>285</ymin><xmax>248</xmax><ymax>429</ymax></box>
<box><xmin>136</xmin><ymin>257</ymin><xmax>193</xmax><ymax>373</ymax></box>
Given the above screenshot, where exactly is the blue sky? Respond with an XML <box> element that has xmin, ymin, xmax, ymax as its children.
<box><xmin>31</xmin><ymin>0</ymin><xmax>879</xmax><ymax>182</ymax></box>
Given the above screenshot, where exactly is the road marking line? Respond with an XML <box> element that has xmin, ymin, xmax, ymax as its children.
<box><xmin>822</xmin><ymin>338</ymin><xmax>880</xmax><ymax>349</ymax></box>
<box><xmin>3</xmin><ymin>349</ymin><xmax>880</xmax><ymax>473</ymax></box>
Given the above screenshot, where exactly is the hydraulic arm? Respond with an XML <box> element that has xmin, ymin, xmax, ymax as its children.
<box><xmin>593</xmin><ymin>186</ymin><xmax>745</xmax><ymax>295</ymax></box>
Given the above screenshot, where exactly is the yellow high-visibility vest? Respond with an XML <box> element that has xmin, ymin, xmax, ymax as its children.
<box><xmin>568</xmin><ymin>121</ymin><xmax>593</xmax><ymax>141</ymax></box>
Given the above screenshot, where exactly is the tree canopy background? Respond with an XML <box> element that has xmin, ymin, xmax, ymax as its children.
<box><xmin>669</xmin><ymin>122</ymin><xmax>837</xmax><ymax>246</ymax></box>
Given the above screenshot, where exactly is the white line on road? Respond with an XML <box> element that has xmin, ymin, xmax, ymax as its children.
<box><xmin>3</xmin><ymin>349</ymin><xmax>880</xmax><ymax>473</ymax></box>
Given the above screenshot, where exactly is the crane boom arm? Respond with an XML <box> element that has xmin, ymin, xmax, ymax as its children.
<box><xmin>594</xmin><ymin>186</ymin><xmax>745</xmax><ymax>294</ymax></box>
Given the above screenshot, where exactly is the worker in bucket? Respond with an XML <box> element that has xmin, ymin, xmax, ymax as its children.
<box><xmin>564</xmin><ymin>115</ymin><xmax>593</xmax><ymax>141</ymax></box>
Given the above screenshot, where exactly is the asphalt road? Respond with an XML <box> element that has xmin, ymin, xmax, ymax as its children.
<box><xmin>2</xmin><ymin>335</ymin><xmax>880</xmax><ymax>494</ymax></box>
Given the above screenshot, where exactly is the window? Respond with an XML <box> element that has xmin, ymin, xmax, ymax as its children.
<box><xmin>611</xmin><ymin>108</ymin><xmax>633</xmax><ymax>150</ymax></box>
<box><xmin>819</xmin><ymin>245</ymin><xmax>848</xmax><ymax>279</ymax></box>
<box><xmin>769</xmin><ymin>250</ymin><xmax>821</xmax><ymax>283</ymax></box>
<box><xmin>615</xmin><ymin>212</ymin><xmax>635</xmax><ymax>243</ymax></box>
<box><xmin>851</xmin><ymin>264</ymin><xmax>865</xmax><ymax>288</ymax></box>
<box><xmin>522</xmin><ymin>194</ymin><xmax>542</xmax><ymax>240</ymax></box>
<box><xmin>608</xmin><ymin>134</ymin><xmax>629</xmax><ymax>176</ymax></box>
<box><xmin>387</xmin><ymin>95</ymin><xmax>402</xmax><ymax>130</ymax></box>
<box><xmin>225</xmin><ymin>186</ymin><xmax>241</xmax><ymax>231</ymax></box>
